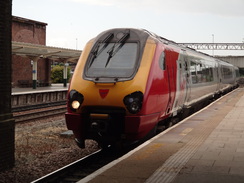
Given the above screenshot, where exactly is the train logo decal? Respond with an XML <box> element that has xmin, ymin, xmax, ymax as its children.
<box><xmin>99</xmin><ymin>89</ymin><xmax>109</xmax><ymax>99</ymax></box>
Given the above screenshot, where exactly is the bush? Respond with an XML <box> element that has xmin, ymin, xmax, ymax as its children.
<box><xmin>51</xmin><ymin>65</ymin><xmax>71</xmax><ymax>83</ymax></box>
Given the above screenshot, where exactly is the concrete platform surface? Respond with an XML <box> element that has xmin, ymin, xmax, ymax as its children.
<box><xmin>12</xmin><ymin>83</ymin><xmax>69</xmax><ymax>95</ymax></box>
<box><xmin>79</xmin><ymin>88</ymin><xmax>244</xmax><ymax>183</ymax></box>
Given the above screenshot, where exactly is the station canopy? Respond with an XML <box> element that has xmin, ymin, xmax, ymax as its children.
<box><xmin>12</xmin><ymin>41</ymin><xmax>82</xmax><ymax>62</ymax></box>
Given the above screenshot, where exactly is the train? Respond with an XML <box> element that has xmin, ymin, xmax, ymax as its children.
<box><xmin>65</xmin><ymin>28</ymin><xmax>240</xmax><ymax>148</ymax></box>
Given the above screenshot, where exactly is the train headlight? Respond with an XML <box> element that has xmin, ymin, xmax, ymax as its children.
<box><xmin>68</xmin><ymin>90</ymin><xmax>84</xmax><ymax>111</ymax></box>
<box><xmin>123</xmin><ymin>91</ymin><xmax>143</xmax><ymax>114</ymax></box>
<box><xmin>71</xmin><ymin>100</ymin><xmax>80</xmax><ymax>110</ymax></box>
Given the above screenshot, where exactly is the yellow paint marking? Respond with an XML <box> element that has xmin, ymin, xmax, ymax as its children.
<box><xmin>180</xmin><ymin>128</ymin><xmax>193</xmax><ymax>136</ymax></box>
<box><xmin>90</xmin><ymin>113</ymin><xmax>109</xmax><ymax>119</ymax></box>
<box><xmin>132</xmin><ymin>143</ymin><xmax>164</xmax><ymax>160</ymax></box>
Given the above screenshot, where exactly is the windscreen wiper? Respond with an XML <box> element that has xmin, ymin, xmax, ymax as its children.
<box><xmin>89</xmin><ymin>33</ymin><xmax>114</xmax><ymax>68</ymax></box>
<box><xmin>105</xmin><ymin>31</ymin><xmax>130</xmax><ymax>67</ymax></box>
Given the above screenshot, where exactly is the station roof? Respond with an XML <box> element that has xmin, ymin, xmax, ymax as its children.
<box><xmin>12</xmin><ymin>41</ymin><xmax>82</xmax><ymax>62</ymax></box>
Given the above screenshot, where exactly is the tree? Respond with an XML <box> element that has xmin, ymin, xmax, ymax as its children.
<box><xmin>51</xmin><ymin>65</ymin><xmax>71</xmax><ymax>83</ymax></box>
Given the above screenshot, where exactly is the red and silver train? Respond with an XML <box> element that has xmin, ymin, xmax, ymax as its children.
<box><xmin>65</xmin><ymin>28</ymin><xmax>239</xmax><ymax>148</ymax></box>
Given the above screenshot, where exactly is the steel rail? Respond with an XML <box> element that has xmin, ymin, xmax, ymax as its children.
<box><xmin>14</xmin><ymin>106</ymin><xmax>66</xmax><ymax>123</ymax></box>
<box><xmin>12</xmin><ymin>101</ymin><xmax>66</xmax><ymax>112</ymax></box>
<box><xmin>31</xmin><ymin>149</ymin><xmax>103</xmax><ymax>183</ymax></box>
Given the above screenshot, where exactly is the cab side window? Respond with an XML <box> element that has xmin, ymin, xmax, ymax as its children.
<box><xmin>159</xmin><ymin>52</ymin><xmax>165</xmax><ymax>70</ymax></box>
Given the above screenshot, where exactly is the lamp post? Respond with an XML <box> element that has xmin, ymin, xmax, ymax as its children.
<box><xmin>212</xmin><ymin>34</ymin><xmax>214</xmax><ymax>56</ymax></box>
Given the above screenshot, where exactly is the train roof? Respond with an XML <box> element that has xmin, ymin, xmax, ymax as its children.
<box><xmin>94</xmin><ymin>28</ymin><xmax>234</xmax><ymax>66</ymax></box>
<box><xmin>142</xmin><ymin>29</ymin><xmax>235</xmax><ymax>66</ymax></box>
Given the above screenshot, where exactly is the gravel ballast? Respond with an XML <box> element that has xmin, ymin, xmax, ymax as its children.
<box><xmin>0</xmin><ymin>116</ymin><xmax>99</xmax><ymax>183</ymax></box>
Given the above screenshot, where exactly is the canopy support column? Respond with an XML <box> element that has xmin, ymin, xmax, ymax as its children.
<box><xmin>31</xmin><ymin>57</ymin><xmax>38</xmax><ymax>89</ymax></box>
<box><xmin>63</xmin><ymin>63</ymin><xmax>69</xmax><ymax>87</ymax></box>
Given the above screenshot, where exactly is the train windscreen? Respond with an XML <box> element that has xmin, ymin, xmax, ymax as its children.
<box><xmin>86</xmin><ymin>42</ymin><xmax>138</xmax><ymax>78</ymax></box>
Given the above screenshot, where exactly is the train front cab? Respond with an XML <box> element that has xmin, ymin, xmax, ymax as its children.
<box><xmin>65</xmin><ymin>29</ymin><xmax>169</xmax><ymax>148</ymax></box>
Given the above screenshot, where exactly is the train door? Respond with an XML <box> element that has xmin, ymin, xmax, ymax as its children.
<box><xmin>172</xmin><ymin>50</ymin><xmax>189</xmax><ymax>115</ymax></box>
<box><xmin>215</xmin><ymin>61</ymin><xmax>221</xmax><ymax>92</ymax></box>
<box><xmin>164</xmin><ymin>49</ymin><xmax>178</xmax><ymax>116</ymax></box>
<box><xmin>183</xmin><ymin>51</ymin><xmax>191</xmax><ymax>105</ymax></box>
<box><xmin>165</xmin><ymin>52</ymin><xmax>174</xmax><ymax>114</ymax></box>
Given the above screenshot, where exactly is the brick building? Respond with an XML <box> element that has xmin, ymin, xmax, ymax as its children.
<box><xmin>12</xmin><ymin>16</ymin><xmax>51</xmax><ymax>87</ymax></box>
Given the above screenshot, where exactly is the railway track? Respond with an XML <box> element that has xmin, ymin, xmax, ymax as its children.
<box><xmin>12</xmin><ymin>101</ymin><xmax>66</xmax><ymax>112</ymax></box>
<box><xmin>31</xmin><ymin>147</ymin><xmax>133</xmax><ymax>183</ymax></box>
<box><xmin>28</xmin><ymin>89</ymin><xmax>233</xmax><ymax>183</ymax></box>
<box><xmin>13</xmin><ymin>102</ymin><xmax>67</xmax><ymax>123</ymax></box>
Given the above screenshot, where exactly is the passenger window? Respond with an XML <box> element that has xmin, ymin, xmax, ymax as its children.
<box><xmin>190</xmin><ymin>61</ymin><xmax>197</xmax><ymax>84</ymax></box>
<box><xmin>159</xmin><ymin>52</ymin><xmax>165</xmax><ymax>70</ymax></box>
<box><xmin>222</xmin><ymin>67</ymin><xmax>233</xmax><ymax>79</ymax></box>
<box><xmin>196</xmin><ymin>63</ymin><xmax>203</xmax><ymax>83</ymax></box>
<box><xmin>202</xmin><ymin>65</ymin><xmax>214</xmax><ymax>82</ymax></box>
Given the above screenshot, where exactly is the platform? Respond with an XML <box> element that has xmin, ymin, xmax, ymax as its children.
<box><xmin>11</xmin><ymin>84</ymin><xmax>69</xmax><ymax>108</ymax></box>
<box><xmin>12</xmin><ymin>83</ymin><xmax>69</xmax><ymax>95</ymax></box>
<box><xmin>79</xmin><ymin>88</ymin><xmax>244</xmax><ymax>183</ymax></box>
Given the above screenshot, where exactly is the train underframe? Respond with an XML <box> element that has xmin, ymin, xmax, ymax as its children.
<box><xmin>65</xmin><ymin>105</ymin><xmax>161</xmax><ymax>148</ymax></box>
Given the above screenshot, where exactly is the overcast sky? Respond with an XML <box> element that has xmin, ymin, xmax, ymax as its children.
<box><xmin>13</xmin><ymin>0</ymin><xmax>244</xmax><ymax>55</ymax></box>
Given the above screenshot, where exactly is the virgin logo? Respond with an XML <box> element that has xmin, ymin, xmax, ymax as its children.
<box><xmin>99</xmin><ymin>89</ymin><xmax>109</xmax><ymax>99</ymax></box>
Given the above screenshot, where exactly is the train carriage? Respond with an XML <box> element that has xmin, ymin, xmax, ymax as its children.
<box><xmin>65</xmin><ymin>28</ymin><xmax>239</xmax><ymax>148</ymax></box>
